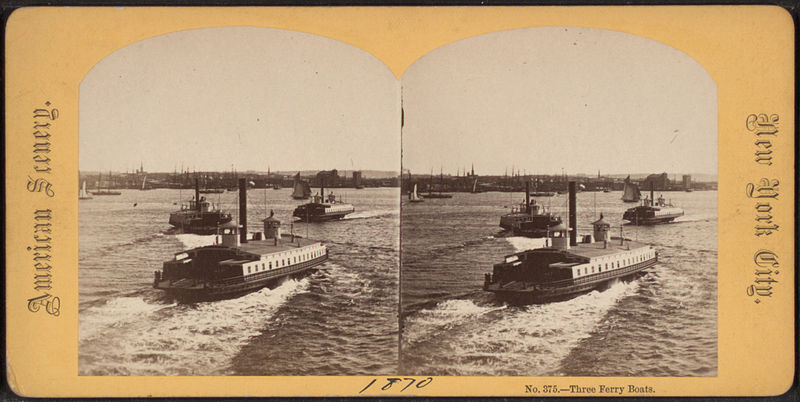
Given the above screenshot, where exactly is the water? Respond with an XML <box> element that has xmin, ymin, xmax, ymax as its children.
<box><xmin>400</xmin><ymin>190</ymin><xmax>717</xmax><ymax>376</ymax></box>
<box><xmin>78</xmin><ymin>187</ymin><xmax>399</xmax><ymax>376</ymax></box>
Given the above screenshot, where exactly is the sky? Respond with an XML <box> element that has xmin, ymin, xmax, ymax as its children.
<box><xmin>80</xmin><ymin>27</ymin><xmax>400</xmax><ymax>173</ymax></box>
<box><xmin>401</xmin><ymin>27</ymin><xmax>718</xmax><ymax>176</ymax></box>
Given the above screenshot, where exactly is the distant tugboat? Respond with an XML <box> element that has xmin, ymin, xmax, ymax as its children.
<box><xmin>168</xmin><ymin>179</ymin><xmax>233</xmax><ymax>234</ymax></box>
<box><xmin>500</xmin><ymin>182</ymin><xmax>562</xmax><ymax>237</ymax></box>
<box><xmin>291</xmin><ymin>173</ymin><xmax>312</xmax><ymax>200</ymax></box>
<box><xmin>623</xmin><ymin>186</ymin><xmax>684</xmax><ymax>225</ymax></box>
<box><xmin>484</xmin><ymin>182</ymin><xmax>658</xmax><ymax>304</ymax></box>
<box><xmin>621</xmin><ymin>175</ymin><xmax>641</xmax><ymax>203</ymax></box>
<box><xmin>155</xmin><ymin>178</ymin><xmax>327</xmax><ymax>302</ymax></box>
<box><xmin>293</xmin><ymin>179</ymin><xmax>355</xmax><ymax>222</ymax></box>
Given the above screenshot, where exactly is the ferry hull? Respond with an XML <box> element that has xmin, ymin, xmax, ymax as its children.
<box><xmin>485</xmin><ymin>258</ymin><xmax>656</xmax><ymax>305</ymax></box>
<box><xmin>155</xmin><ymin>254</ymin><xmax>327</xmax><ymax>302</ymax></box>
<box><xmin>294</xmin><ymin>212</ymin><xmax>351</xmax><ymax>222</ymax></box>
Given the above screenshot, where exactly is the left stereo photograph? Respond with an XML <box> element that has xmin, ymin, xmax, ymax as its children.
<box><xmin>77</xmin><ymin>27</ymin><xmax>401</xmax><ymax>376</ymax></box>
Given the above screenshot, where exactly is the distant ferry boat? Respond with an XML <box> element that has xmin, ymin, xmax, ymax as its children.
<box><xmin>499</xmin><ymin>182</ymin><xmax>561</xmax><ymax>236</ymax></box>
<box><xmin>168</xmin><ymin>180</ymin><xmax>232</xmax><ymax>234</ymax></box>
<box><xmin>623</xmin><ymin>192</ymin><xmax>684</xmax><ymax>225</ymax></box>
<box><xmin>155</xmin><ymin>179</ymin><xmax>327</xmax><ymax>302</ymax></box>
<box><xmin>291</xmin><ymin>173</ymin><xmax>311</xmax><ymax>200</ymax></box>
<box><xmin>485</xmin><ymin>182</ymin><xmax>657</xmax><ymax>304</ymax></box>
<box><xmin>622</xmin><ymin>176</ymin><xmax>641</xmax><ymax>202</ymax></box>
<box><xmin>293</xmin><ymin>181</ymin><xmax>355</xmax><ymax>222</ymax></box>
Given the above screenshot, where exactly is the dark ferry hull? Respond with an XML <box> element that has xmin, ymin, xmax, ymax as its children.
<box><xmin>155</xmin><ymin>254</ymin><xmax>327</xmax><ymax>302</ymax></box>
<box><xmin>294</xmin><ymin>212</ymin><xmax>350</xmax><ymax>222</ymax></box>
<box><xmin>485</xmin><ymin>258</ymin><xmax>656</xmax><ymax>305</ymax></box>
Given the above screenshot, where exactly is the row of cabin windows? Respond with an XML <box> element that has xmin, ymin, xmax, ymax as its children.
<box><xmin>575</xmin><ymin>251</ymin><xmax>652</xmax><ymax>276</ymax></box>
<box><xmin>246</xmin><ymin>247</ymin><xmax>325</xmax><ymax>274</ymax></box>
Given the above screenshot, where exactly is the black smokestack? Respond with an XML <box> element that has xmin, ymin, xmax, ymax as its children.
<box><xmin>525</xmin><ymin>180</ymin><xmax>530</xmax><ymax>213</ymax></box>
<box><xmin>321</xmin><ymin>175</ymin><xmax>325</xmax><ymax>202</ymax></box>
<box><xmin>239</xmin><ymin>178</ymin><xmax>247</xmax><ymax>244</ymax></box>
<box><xmin>650</xmin><ymin>181</ymin><xmax>655</xmax><ymax>206</ymax></box>
<box><xmin>569</xmin><ymin>181</ymin><xmax>577</xmax><ymax>246</ymax></box>
<box><xmin>195</xmin><ymin>178</ymin><xmax>201</xmax><ymax>212</ymax></box>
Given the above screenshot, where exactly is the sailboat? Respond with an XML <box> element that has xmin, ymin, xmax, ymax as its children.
<box><xmin>140</xmin><ymin>174</ymin><xmax>152</xmax><ymax>191</ymax></box>
<box><xmin>409</xmin><ymin>184</ymin><xmax>424</xmax><ymax>203</ymax></box>
<box><xmin>79</xmin><ymin>181</ymin><xmax>93</xmax><ymax>200</ymax></box>
<box><xmin>425</xmin><ymin>169</ymin><xmax>453</xmax><ymax>199</ymax></box>
<box><xmin>91</xmin><ymin>172</ymin><xmax>121</xmax><ymax>195</ymax></box>
<box><xmin>291</xmin><ymin>173</ymin><xmax>312</xmax><ymax>200</ymax></box>
<box><xmin>621</xmin><ymin>175</ymin><xmax>641</xmax><ymax>203</ymax></box>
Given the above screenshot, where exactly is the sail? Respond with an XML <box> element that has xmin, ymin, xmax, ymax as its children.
<box><xmin>292</xmin><ymin>173</ymin><xmax>311</xmax><ymax>199</ymax></box>
<box><xmin>472</xmin><ymin>178</ymin><xmax>478</xmax><ymax>193</ymax></box>
<box><xmin>622</xmin><ymin>176</ymin><xmax>641</xmax><ymax>202</ymax></box>
<box><xmin>410</xmin><ymin>184</ymin><xmax>422</xmax><ymax>201</ymax></box>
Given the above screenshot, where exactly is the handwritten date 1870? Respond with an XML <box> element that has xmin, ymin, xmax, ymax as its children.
<box><xmin>359</xmin><ymin>377</ymin><xmax>433</xmax><ymax>394</ymax></box>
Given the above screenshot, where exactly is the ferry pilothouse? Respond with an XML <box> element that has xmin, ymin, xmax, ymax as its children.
<box><xmin>155</xmin><ymin>178</ymin><xmax>328</xmax><ymax>302</ymax></box>
<box><xmin>484</xmin><ymin>182</ymin><xmax>658</xmax><ymax>304</ymax></box>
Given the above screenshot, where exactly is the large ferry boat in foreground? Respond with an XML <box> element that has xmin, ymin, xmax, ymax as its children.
<box><xmin>155</xmin><ymin>179</ymin><xmax>328</xmax><ymax>302</ymax></box>
<box><xmin>485</xmin><ymin>182</ymin><xmax>657</xmax><ymax>304</ymax></box>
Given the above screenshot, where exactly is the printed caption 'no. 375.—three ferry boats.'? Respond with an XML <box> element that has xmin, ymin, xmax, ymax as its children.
<box><xmin>484</xmin><ymin>181</ymin><xmax>658</xmax><ymax>305</ymax></box>
<box><xmin>155</xmin><ymin>178</ymin><xmax>328</xmax><ymax>302</ymax></box>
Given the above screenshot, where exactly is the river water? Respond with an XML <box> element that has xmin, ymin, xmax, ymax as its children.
<box><xmin>78</xmin><ymin>187</ymin><xmax>399</xmax><ymax>376</ymax></box>
<box><xmin>400</xmin><ymin>190</ymin><xmax>717</xmax><ymax>376</ymax></box>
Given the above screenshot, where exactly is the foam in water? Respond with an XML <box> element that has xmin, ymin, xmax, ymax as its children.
<box><xmin>174</xmin><ymin>233</ymin><xmax>218</xmax><ymax>249</ymax></box>
<box><xmin>403</xmin><ymin>280</ymin><xmax>639</xmax><ymax>376</ymax></box>
<box><xmin>344</xmin><ymin>208</ymin><xmax>399</xmax><ymax>220</ymax></box>
<box><xmin>505</xmin><ymin>236</ymin><xmax>549</xmax><ymax>252</ymax></box>
<box><xmin>79</xmin><ymin>278</ymin><xmax>309</xmax><ymax>375</ymax></box>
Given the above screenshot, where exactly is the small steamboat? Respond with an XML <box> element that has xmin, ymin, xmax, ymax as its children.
<box><xmin>485</xmin><ymin>182</ymin><xmax>657</xmax><ymax>304</ymax></box>
<box><xmin>293</xmin><ymin>181</ymin><xmax>355</xmax><ymax>222</ymax></box>
<box><xmin>155</xmin><ymin>179</ymin><xmax>327</xmax><ymax>302</ymax></box>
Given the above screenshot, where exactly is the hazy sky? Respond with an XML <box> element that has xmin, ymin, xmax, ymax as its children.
<box><xmin>80</xmin><ymin>27</ymin><xmax>400</xmax><ymax>173</ymax></box>
<box><xmin>402</xmin><ymin>27</ymin><xmax>718</xmax><ymax>176</ymax></box>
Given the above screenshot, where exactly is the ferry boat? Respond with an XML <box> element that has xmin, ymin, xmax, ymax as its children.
<box><xmin>484</xmin><ymin>182</ymin><xmax>657</xmax><ymax>304</ymax></box>
<box><xmin>623</xmin><ymin>190</ymin><xmax>684</xmax><ymax>225</ymax></box>
<box><xmin>168</xmin><ymin>179</ymin><xmax>233</xmax><ymax>234</ymax></box>
<box><xmin>621</xmin><ymin>176</ymin><xmax>641</xmax><ymax>202</ymax></box>
<box><xmin>293</xmin><ymin>180</ymin><xmax>355</xmax><ymax>222</ymax></box>
<box><xmin>155</xmin><ymin>179</ymin><xmax>327</xmax><ymax>302</ymax></box>
<box><xmin>499</xmin><ymin>182</ymin><xmax>561</xmax><ymax>236</ymax></box>
<box><xmin>291</xmin><ymin>173</ymin><xmax>312</xmax><ymax>200</ymax></box>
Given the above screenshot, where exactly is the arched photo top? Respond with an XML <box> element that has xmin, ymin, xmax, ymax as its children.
<box><xmin>401</xmin><ymin>26</ymin><xmax>717</xmax><ymax>177</ymax></box>
<box><xmin>80</xmin><ymin>26</ymin><xmax>400</xmax><ymax>173</ymax></box>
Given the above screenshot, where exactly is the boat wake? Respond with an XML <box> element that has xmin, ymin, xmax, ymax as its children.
<box><xmin>402</xmin><ymin>280</ymin><xmax>639</xmax><ymax>376</ymax></box>
<box><xmin>504</xmin><ymin>236</ymin><xmax>549</xmax><ymax>252</ymax></box>
<box><xmin>78</xmin><ymin>278</ymin><xmax>309</xmax><ymax>376</ymax></box>
<box><xmin>174</xmin><ymin>233</ymin><xmax>218</xmax><ymax>249</ymax></box>
<box><xmin>341</xmin><ymin>208</ymin><xmax>399</xmax><ymax>220</ymax></box>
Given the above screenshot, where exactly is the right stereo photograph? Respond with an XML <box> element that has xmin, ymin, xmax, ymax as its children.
<box><xmin>399</xmin><ymin>26</ymin><xmax>718</xmax><ymax>377</ymax></box>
